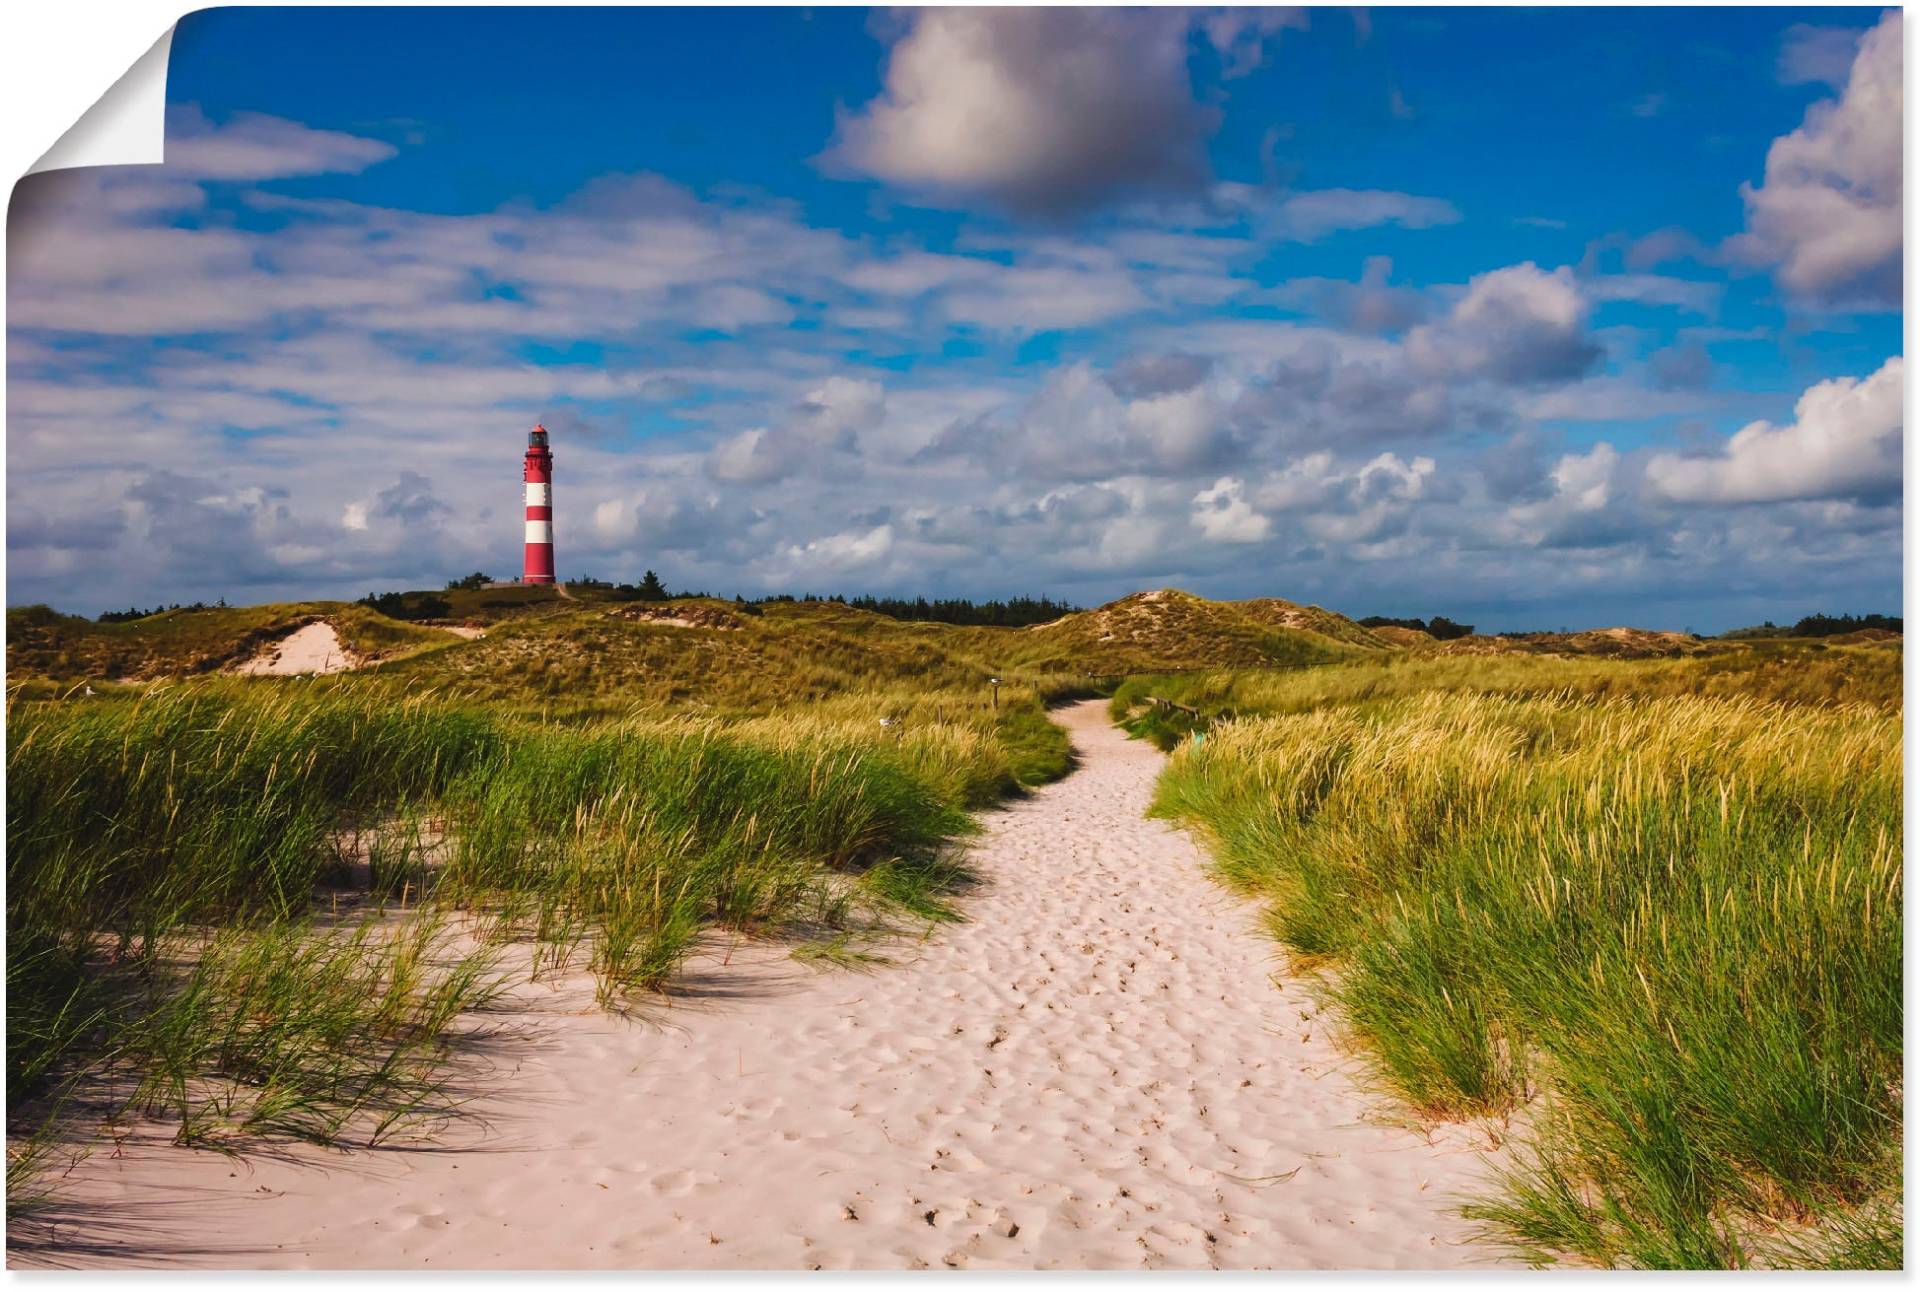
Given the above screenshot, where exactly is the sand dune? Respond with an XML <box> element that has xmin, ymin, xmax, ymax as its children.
<box><xmin>18</xmin><ymin>701</ymin><xmax>1506</xmax><ymax>1270</ymax></box>
<box><xmin>233</xmin><ymin>622</ymin><xmax>354</xmax><ymax>676</ymax></box>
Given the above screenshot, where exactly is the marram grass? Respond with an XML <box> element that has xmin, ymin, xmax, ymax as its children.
<box><xmin>6</xmin><ymin>675</ymin><xmax>1040</xmax><ymax>1193</ymax></box>
<box><xmin>1149</xmin><ymin>685</ymin><xmax>1901</xmax><ymax>1268</ymax></box>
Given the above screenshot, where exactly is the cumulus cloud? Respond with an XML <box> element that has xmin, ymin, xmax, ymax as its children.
<box><xmin>1550</xmin><ymin>443</ymin><xmax>1620</xmax><ymax>512</ymax></box>
<box><xmin>1300</xmin><ymin>453</ymin><xmax>1436</xmax><ymax>545</ymax></box>
<box><xmin>1006</xmin><ymin>363</ymin><xmax>1133</xmax><ymax>480</ymax></box>
<box><xmin>705</xmin><ymin>427</ymin><xmax>791</xmax><ymax>485</ymax></box>
<box><xmin>1646</xmin><ymin>357</ymin><xmax>1903</xmax><ymax>505</ymax></box>
<box><xmin>1107</xmin><ymin>351</ymin><xmax>1213</xmax><ymax>399</ymax></box>
<box><xmin>587</xmin><ymin>484</ymin><xmax>742</xmax><ymax>553</ymax></box>
<box><xmin>1494</xmin><ymin>441</ymin><xmax>1648</xmax><ymax>552</ymax></box>
<box><xmin>1476</xmin><ymin>431</ymin><xmax>1553</xmax><ymax>503</ymax></box>
<box><xmin>372</xmin><ymin>470</ymin><xmax>451</xmax><ymax>527</ymax></box>
<box><xmin>1191</xmin><ymin>477</ymin><xmax>1272</xmax><ymax>542</ymax></box>
<box><xmin>1406</xmin><ymin>262</ymin><xmax>1601</xmax><ymax>384</ymax></box>
<box><xmin>706</xmin><ymin>376</ymin><xmax>887</xmax><ymax>484</ymax></box>
<box><xmin>825</xmin><ymin>8</ymin><xmax>1215</xmax><ymax>216</ymax></box>
<box><xmin>782</xmin><ymin>523</ymin><xmax>895</xmax><ymax>573</ymax></box>
<box><xmin>796</xmin><ymin>376</ymin><xmax>886</xmax><ymax>447</ymax></box>
<box><xmin>1229</xmin><ymin>335</ymin><xmax>1464</xmax><ymax>448</ymax></box>
<box><xmin>1731</xmin><ymin>10</ymin><xmax>1901</xmax><ymax>308</ymax></box>
<box><xmin>1124</xmin><ymin>385</ymin><xmax>1234</xmax><ymax>472</ymax></box>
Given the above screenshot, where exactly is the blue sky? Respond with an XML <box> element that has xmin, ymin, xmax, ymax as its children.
<box><xmin>7</xmin><ymin>6</ymin><xmax>1904</xmax><ymax>630</ymax></box>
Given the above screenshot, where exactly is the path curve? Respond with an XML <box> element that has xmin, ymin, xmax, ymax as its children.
<box><xmin>23</xmin><ymin>701</ymin><xmax>1504</xmax><ymax>1270</ymax></box>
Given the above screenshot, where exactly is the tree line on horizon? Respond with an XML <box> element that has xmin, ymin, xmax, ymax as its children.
<box><xmin>1722</xmin><ymin>612</ymin><xmax>1903</xmax><ymax>639</ymax></box>
<box><xmin>347</xmin><ymin>570</ymin><xmax>1079</xmax><ymax>629</ymax></box>
<box><xmin>93</xmin><ymin>599</ymin><xmax>229</xmax><ymax>623</ymax></box>
<box><xmin>1358</xmin><ymin>614</ymin><xmax>1476</xmax><ymax>640</ymax></box>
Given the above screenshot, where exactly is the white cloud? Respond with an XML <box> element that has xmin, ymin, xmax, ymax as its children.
<box><xmin>1585</xmin><ymin>273</ymin><xmax>1721</xmax><ymax>314</ymax></box>
<box><xmin>593</xmin><ymin>498</ymin><xmax>633</xmax><ymax>541</ymax></box>
<box><xmin>707</xmin><ymin>428</ymin><xmax>793</xmax><ymax>485</ymax></box>
<box><xmin>1777</xmin><ymin>23</ymin><xmax>1865</xmax><ymax>87</ymax></box>
<box><xmin>1263</xmin><ymin>256</ymin><xmax>1430</xmax><ymax>334</ymax></box>
<box><xmin>1124</xmin><ymin>386</ymin><xmax>1230</xmax><ymax>472</ymax></box>
<box><xmin>1234</xmin><ymin>188</ymin><xmax>1461</xmax><ymax>241</ymax></box>
<box><xmin>1200</xmin><ymin>8</ymin><xmax>1309</xmax><ymax>78</ymax></box>
<box><xmin>1407</xmin><ymin>262</ymin><xmax>1601</xmax><ymax>384</ymax></box>
<box><xmin>795</xmin><ymin>376</ymin><xmax>886</xmax><ymax>445</ymax></box>
<box><xmin>688</xmin><ymin>284</ymin><xmax>796</xmax><ymax>332</ymax></box>
<box><xmin>1191</xmin><ymin>477</ymin><xmax>1272</xmax><ymax>543</ymax></box>
<box><xmin>166</xmin><ymin>106</ymin><xmax>397</xmax><ymax>179</ymax></box>
<box><xmin>1302</xmin><ymin>453</ymin><xmax>1435</xmax><ymax>544</ymax></box>
<box><xmin>825</xmin><ymin>8</ymin><xmax>1214</xmax><ymax>215</ymax></box>
<box><xmin>1250</xmin><ymin>452</ymin><xmax>1340</xmax><ymax>511</ymax></box>
<box><xmin>843</xmin><ymin>251</ymin><xmax>997</xmax><ymax>296</ymax></box>
<box><xmin>1732</xmin><ymin>10</ymin><xmax>1901</xmax><ymax>307</ymax></box>
<box><xmin>1352</xmin><ymin>452</ymin><xmax>1436</xmax><ymax>504</ymax></box>
<box><xmin>941</xmin><ymin>264</ymin><xmax>1149</xmax><ymax>332</ymax></box>
<box><xmin>1551</xmin><ymin>443</ymin><xmax>1620</xmax><ymax>512</ymax></box>
<box><xmin>783</xmin><ymin>524</ymin><xmax>895</xmax><ymax>572</ymax></box>
<box><xmin>1646</xmin><ymin>357</ymin><xmax>1903</xmax><ymax>504</ymax></box>
<box><xmin>704</xmin><ymin>377</ymin><xmax>888</xmax><ymax>484</ymax></box>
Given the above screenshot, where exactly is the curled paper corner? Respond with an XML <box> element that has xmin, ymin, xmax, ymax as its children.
<box><xmin>27</xmin><ymin>26</ymin><xmax>175</xmax><ymax>176</ymax></box>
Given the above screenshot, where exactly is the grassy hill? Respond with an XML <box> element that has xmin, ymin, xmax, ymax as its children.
<box><xmin>986</xmin><ymin>588</ymin><xmax>1388</xmax><ymax>674</ymax></box>
<box><xmin>11</xmin><ymin>586</ymin><xmax>1899</xmax><ymax>691</ymax></box>
<box><xmin>5</xmin><ymin>602</ymin><xmax>457</xmax><ymax>682</ymax></box>
<box><xmin>383</xmin><ymin>597</ymin><xmax>1031</xmax><ymax>709</ymax></box>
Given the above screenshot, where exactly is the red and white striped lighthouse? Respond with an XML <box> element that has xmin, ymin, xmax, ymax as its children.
<box><xmin>522</xmin><ymin>424</ymin><xmax>556</xmax><ymax>584</ymax></box>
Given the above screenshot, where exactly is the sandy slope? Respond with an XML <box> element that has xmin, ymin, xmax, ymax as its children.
<box><xmin>16</xmin><ymin>701</ymin><xmax>1506</xmax><ymax>1271</ymax></box>
<box><xmin>234</xmin><ymin>622</ymin><xmax>354</xmax><ymax>676</ymax></box>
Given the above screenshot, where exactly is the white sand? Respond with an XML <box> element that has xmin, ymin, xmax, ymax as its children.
<box><xmin>16</xmin><ymin>701</ymin><xmax>1508</xmax><ymax>1270</ymax></box>
<box><xmin>234</xmin><ymin>622</ymin><xmax>354</xmax><ymax>676</ymax></box>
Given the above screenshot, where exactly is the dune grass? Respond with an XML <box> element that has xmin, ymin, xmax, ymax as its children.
<box><xmin>1137</xmin><ymin>656</ymin><xmax>1901</xmax><ymax>1268</ymax></box>
<box><xmin>1110</xmin><ymin>639</ymin><xmax>1900</xmax><ymax>739</ymax></box>
<box><xmin>6</xmin><ymin>671</ymin><xmax>1046</xmax><ymax>1205</ymax></box>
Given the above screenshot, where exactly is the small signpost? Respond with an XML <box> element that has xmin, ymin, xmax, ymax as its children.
<box><xmin>989</xmin><ymin>676</ymin><xmax>1001</xmax><ymax>710</ymax></box>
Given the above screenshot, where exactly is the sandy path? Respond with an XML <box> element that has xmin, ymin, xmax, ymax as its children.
<box><xmin>18</xmin><ymin>701</ymin><xmax>1505</xmax><ymax>1271</ymax></box>
<box><xmin>234</xmin><ymin>622</ymin><xmax>353</xmax><ymax>676</ymax></box>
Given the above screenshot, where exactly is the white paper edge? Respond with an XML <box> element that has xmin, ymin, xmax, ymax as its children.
<box><xmin>25</xmin><ymin>25</ymin><xmax>174</xmax><ymax>175</ymax></box>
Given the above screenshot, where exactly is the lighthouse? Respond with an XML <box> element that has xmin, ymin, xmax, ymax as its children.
<box><xmin>523</xmin><ymin>424</ymin><xmax>556</xmax><ymax>584</ymax></box>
